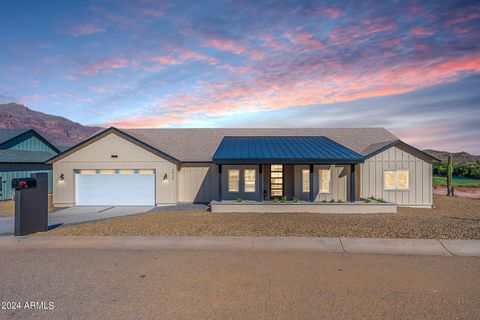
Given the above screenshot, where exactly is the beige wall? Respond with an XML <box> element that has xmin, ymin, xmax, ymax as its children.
<box><xmin>294</xmin><ymin>165</ymin><xmax>348</xmax><ymax>202</ymax></box>
<box><xmin>360</xmin><ymin>145</ymin><xmax>432</xmax><ymax>206</ymax></box>
<box><xmin>52</xmin><ymin>133</ymin><xmax>177</xmax><ymax>206</ymax></box>
<box><xmin>177</xmin><ymin>164</ymin><xmax>218</xmax><ymax>203</ymax></box>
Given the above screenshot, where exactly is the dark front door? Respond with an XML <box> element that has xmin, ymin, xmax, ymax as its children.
<box><xmin>270</xmin><ymin>164</ymin><xmax>283</xmax><ymax>198</ymax></box>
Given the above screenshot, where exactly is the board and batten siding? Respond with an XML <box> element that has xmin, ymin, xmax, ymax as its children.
<box><xmin>0</xmin><ymin>131</ymin><xmax>57</xmax><ymax>154</ymax></box>
<box><xmin>52</xmin><ymin>133</ymin><xmax>177</xmax><ymax>206</ymax></box>
<box><xmin>294</xmin><ymin>165</ymin><xmax>347</xmax><ymax>202</ymax></box>
<box><xmin>0</xmin><ymin>164</ymin><xmax>52</xmax><ymax>200</ymax></box>
<box><xmin>177</xmin><ymin>164</ymin><xmax>218</xmax><ymax>203</ymax></box>
<box><xmin>360</xmin><ymin>145</ymin><xmax>432</xmax><ymax>206</ymax></box>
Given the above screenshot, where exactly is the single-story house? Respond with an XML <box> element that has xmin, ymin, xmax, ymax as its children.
<box><xmin>0</xmin><ymin>129</ymin><xmax>61</xmax><ymax>200</ymax></box>
<box><xmin>47</xmin><ymin>127</ymin><xmax>439</xmax><ymax>213</ymax></box>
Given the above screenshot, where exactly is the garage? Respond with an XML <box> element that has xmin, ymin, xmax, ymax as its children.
<box><xmin>75</xmin><ymin>169</ymin><xmax>155</xmax><ymax>206</ymax></box>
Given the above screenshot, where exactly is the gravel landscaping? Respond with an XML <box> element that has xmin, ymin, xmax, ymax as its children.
<box><xmin>41</xmin><ymin>195</ymin><xmax>480</xmax><ymax>239</ymax></box>
<box><xmin>0</xmin><ymin>194</ymin><xmax>58</xmax><ymax>217</ymax></box>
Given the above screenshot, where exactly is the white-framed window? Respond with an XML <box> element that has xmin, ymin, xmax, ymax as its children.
<box><xmin>384</xmin><ymin>170</ymin><xmax>409</xmax><ymax>190</ymax></box>
<box><xmin>244</xmin><ymin>169</ymin><xmax>256</xmax><ymax>192</ymax></box>
<box><xmin>228</xmin><ymin>169</ymin><xmax>240</xmax><ymax>192</ymax></box>
<box><xmin>302</xmin><ymin>169</ymin><xmax>310</xmax><ymax>192</ymax></box>
<box><xmin>319</xmin><ymin>169</ymin><xmax>331</xmax><ymax>193</ymax></box>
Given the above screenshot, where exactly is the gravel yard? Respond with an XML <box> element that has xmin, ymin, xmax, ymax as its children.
<box><xmin>41</xmin><ymin>195</ymin><xmax>480</xmax><ymax>239</ymax></box>
<box><xmin>0</xmin><ymin>194</ymin><xmax>58</xmax><ymax>217</ymax></box>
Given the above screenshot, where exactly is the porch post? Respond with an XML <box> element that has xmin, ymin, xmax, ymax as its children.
<box><xmin>309</xmin><ymin>164</ymin><xmax>314</xmax><ymax>202</ymax></box>
<box><xmin>259</xmin><ymin>164</ymin><xmax>263</xmax><ymax>202</ymax></box>
<box><xmin>350</xmin><ymin>164</ymin><xmax>355</xmax><ymax>203</ymax></box>
<box><xmin>218</xmin><ymin>164</ymin><xmax>222</xmax><ymax>201</ymax></box>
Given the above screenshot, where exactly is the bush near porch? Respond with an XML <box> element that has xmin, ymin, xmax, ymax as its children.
<box><xmin>39</xmin><ymin>195</ymin><xmax>480</xmax><ymax>239</ymax></box>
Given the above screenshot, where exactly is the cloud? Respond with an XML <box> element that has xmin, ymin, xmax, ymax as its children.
<box><xmin>410</xmin><ymin>27</ymin><xmax>434</xmax><ymax>36</ymax></box>
<box><xmin>70</xmin><ymin>24</ymin><xmax>105</xmax><ymax>36</ymax></box>
<box><xmin>205</xmin><ymin>38</ymin><xmax>245</xmax><ymax>55</ymax></box>
<box><xmin>83</xmin><ymin>57</ymin><xmax>130</xmax><ymax>75</ymax></box>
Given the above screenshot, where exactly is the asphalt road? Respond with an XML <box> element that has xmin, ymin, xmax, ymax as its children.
<box><xmin>0</xmin><ymin>249</ymin><xmax>479</xmax><ymax>319</ymax></box>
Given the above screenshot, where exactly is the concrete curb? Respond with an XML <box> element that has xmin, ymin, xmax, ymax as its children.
<box><xmin>0</xmin><ymin>236</ymin><xmax>479</xmax><ymax>256</ymax></box>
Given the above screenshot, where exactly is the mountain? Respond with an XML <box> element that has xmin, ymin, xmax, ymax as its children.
<box><xmin>423</xmin><ymin>149</ymin><xmax>480</xmax><ymax>163</ymax></box>
<box><xmin>0</xmin><ymin>103</ymin><xmax>102</xmax><ymax>147</ymax></box>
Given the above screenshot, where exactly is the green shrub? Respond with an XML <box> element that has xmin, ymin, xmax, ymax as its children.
<box><xmin>273</xmin><ymin>197</ymin><xmax>278</xmax><ymax>203</ymax></box>
<box><xmin>292</xmin><ymin>197</ymin><xmax>299</xmax><ymax>203</ymax></box>
<box><xmin>281</xmin><ymin>196</ymin><xmax>287</xmax><ymax>203</ymax></box>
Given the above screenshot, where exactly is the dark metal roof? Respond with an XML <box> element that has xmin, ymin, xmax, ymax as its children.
<box><xmin>0</xmin><ymin>128</ymin><xmax>30</xmax><ymax>145</ymax></box>
<box><xmin>0</xmin><ymin>150</ymin><xmax>54</xmax><ymax>163</ymax></box>
<box><xmin>212</xmin><ymin>136</ymin><xmax>365</xmax><ymax>164</ymax></box>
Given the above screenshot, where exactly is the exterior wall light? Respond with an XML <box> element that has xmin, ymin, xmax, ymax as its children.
<box><xmin>59</xmin><ymin>174</ymin><xmax>64</xmax><ymax>181</ymax></box>
<box><xmin>162</xmin><ymin>173</ymin><xmax>169</xmax><ymax>184</ymax></box>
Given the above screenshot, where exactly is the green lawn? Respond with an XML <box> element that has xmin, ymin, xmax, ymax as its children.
<box><xmin>433</xmin><ymin>176</ymin><xmax>480</xmax><ymax>187</ymax></box>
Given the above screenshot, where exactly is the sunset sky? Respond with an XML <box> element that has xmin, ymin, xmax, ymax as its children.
<box><xmin>0</xmin><ymin>0</ymin><xmax>479</xmax><ymax>153</ymax></box>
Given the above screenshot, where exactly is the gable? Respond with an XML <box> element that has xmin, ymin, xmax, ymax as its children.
<box><xmin>56</xmin><ymin>132</ymin><xmax>174</xmax><ymax>164</ymax></box>
<box><xmin>365</xmin><ymin>144</ymin><xmax>435</xmax><ymax>164</ymax></box>
<box><xmin>0</xmin><ymin>130</ymin><xmax>58</xmax><ymax>155</ymax></box>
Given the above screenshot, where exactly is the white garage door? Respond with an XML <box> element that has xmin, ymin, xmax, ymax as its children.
<box><xmin>76</xmin><ymin>172</ymin><xmax>155</xmax><ymax>206</ymax></box>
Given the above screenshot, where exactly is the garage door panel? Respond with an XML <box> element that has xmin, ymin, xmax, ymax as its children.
<box><xmin>76</xmin><ymin>174</ymin><xmax>155</xmax><ymax>206</ymax></box>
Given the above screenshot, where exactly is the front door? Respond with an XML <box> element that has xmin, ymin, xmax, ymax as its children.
<box><xmin>270</xmin><ymin>164</ymin><xmax>283</xmax><ymax>198</ymax></box>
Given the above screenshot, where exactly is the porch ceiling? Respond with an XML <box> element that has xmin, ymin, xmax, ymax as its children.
<box><xmin>212</xmin><ymin>136</ymin><xmax>365</xmax><ymax>165</ymax></box>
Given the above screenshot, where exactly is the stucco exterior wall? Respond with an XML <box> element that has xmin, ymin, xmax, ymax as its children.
<box><xmin>360</xmin><ymin>145</ymin><xmax>432</xmax><ymax>206</ymax></box>
<box><xmin>52</xmin><ymin>133</ymin><xmax>176</xmax><ymax>206</ymax></box>
<box><xmin>177</xmin><ymin>163</ymin><xmax>218</xmax><ymax>203</ymax></box>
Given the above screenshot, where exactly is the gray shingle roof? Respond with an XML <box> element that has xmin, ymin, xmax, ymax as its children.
<box><xmin>0</xmin><ymin>150</ymin><xmax>54</xmax><ymax>163</ymax></box>
<box><xmin>0</xmin><ymin>129</ymin><xmax>30</xmax><ymax>145</ymax></box>
<box><xmin>123</xmin><ymin>128</ymin><xmax>398</xmax><ymax>162</ymax></box>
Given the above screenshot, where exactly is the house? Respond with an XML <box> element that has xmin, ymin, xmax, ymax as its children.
<box><xmin>47</xmin><ymin>127</ymin><xmax>439</xmax><ymax>213</ymax></box>
<box><xmin>0</xmin><ymin>129</ymin><xmax>61</xmax><ymax>200</ymax></box>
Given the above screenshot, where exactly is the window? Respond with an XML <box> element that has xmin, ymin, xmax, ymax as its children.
<box><xmin>228</xmin><ymin>170</ymin><xmax>240</xmax><ymax>192</ymax></box>
<box><xmin>244</xmin><ymin>169</ymin><xmax>256</xmax><ymax>192</ymax></box>
<box><xmin>319</xmin><ymin>169</ymin><xmax>331</xmax><ymax>193</ymax></box>
<box><xmin>270</xmin><ymin>164</ymin><xmax>283</xmax><ymax>197</ymax></box>
<box><xmin>384</xmin><ymin>170</ymin><xmax>409</xmax><ymax>190</ymax></box>
<box><xmin>302</xmin><ymin>169</ymin><xmax>310</xmax><ymax>192</ymax></box>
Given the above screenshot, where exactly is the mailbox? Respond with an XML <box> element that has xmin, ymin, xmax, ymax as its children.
<box><xmin>14</xmin><ymin>173</ymin><xmax>47</xmax><ymax>236</ymax></box>
<box><xmin>12</xmin><ymin>177</ymin><xmax>37</xmax><ymax>190</ymax></box>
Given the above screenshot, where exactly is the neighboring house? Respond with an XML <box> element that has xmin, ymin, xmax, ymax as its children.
<box><xmin>0</xmin><ymin>129</ymin><xmax>61</xmax><ymax>200</ymax></box>
<box><xmin>47</xmin><ymin>127</ymin><xmax>439</xmax><ymax>211</ymax></box>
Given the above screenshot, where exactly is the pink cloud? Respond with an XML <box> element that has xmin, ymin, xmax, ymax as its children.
<box><xmin>313</xmin><ymin>7</ymin><xmax>342</xmax><ymax>18</ymax></box>
<box><xmin>284</xmin><ymin>32</ymin><xmax>325</xmax><ymax>51</ymax></box>
<box><xmin>105</xmin><ymin>114</ymin><xmax>190</xmax><ymax>128</ymax></box>
<box><xmin>410</xmin><ymin>27</ymin><xmax>434</xmax><ymax>36</ymax></box>
<box><xmin>139</xmin><ymin>55</ymin><xmax>480</xmax><ymax>123</ymax></box>
<box><xmin>70</xmin><ymin>24</ymin><xmax>105</xmax><ymax>36</ymax></box>
<box><xmin>84</xmin><ymin>56</ymin><xmax>130</xmax><ymax>75</ymax></box>
<box><xmin>205</xmin><ymin>38</ymin><xmax>245</xmax><ymax>55</ymax></box>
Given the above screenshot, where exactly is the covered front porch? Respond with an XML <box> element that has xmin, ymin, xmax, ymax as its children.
<box><xmin>210</xmin><ymin>136</ymin><xmax>395</xmax><ymax>213</ymax></box>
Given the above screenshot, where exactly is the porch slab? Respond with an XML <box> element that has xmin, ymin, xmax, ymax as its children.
<box><xmin>210</xmin><ymin>201</ymin><xmax>397</xmax><ymax>214</ymax></box>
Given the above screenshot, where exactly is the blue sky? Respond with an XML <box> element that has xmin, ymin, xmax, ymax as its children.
<box><xmin>0</xmin><ymin>0</ymin><xmax>479</xmax><ymax>153</ymax></box>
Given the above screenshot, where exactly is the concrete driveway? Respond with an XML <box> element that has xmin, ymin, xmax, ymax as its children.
<box><xmin>0</xmin><ymin>206</ymin><xmax>154</xmax><ymax>235</ymax></box>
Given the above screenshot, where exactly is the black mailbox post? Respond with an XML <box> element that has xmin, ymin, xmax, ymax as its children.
<box><xmin>13</xmin><ymin>173</ymin><xmax>48</xmax><ymax>236</ymax></box>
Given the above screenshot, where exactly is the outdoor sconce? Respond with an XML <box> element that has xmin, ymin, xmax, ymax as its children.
<box><xmin>162</xmin><ymin>173</ymin><xmax>169</xmax><ymax>184</ymax></box>
<box><xmin>59</xmin><ymin>174</ymin><xmax>64</xmax><ymax>181</ymax></box>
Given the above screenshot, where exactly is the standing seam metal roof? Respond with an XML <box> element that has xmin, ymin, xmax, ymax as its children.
<box><xmin>212</xmin><ymin>136</ymin><xmax>364</xmax><ymax>164</ymax></box>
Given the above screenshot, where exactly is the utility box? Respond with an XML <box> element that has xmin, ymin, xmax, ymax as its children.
<box><xmin>13</xmin><ymin>173</ymin><xmax>48</xmax><ymax>236</ymax></box>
